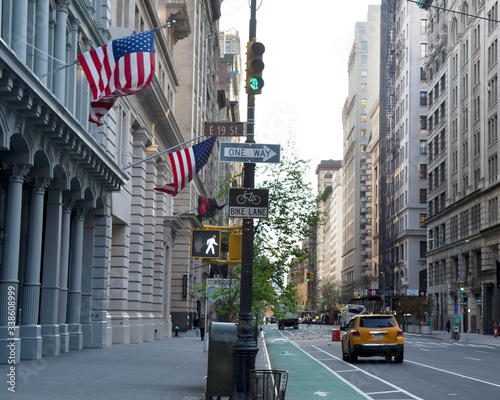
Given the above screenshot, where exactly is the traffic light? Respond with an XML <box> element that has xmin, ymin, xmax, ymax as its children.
<box><xmin>357</xmin><ymin>292</ymin><xmax>361</xmax><ymax>299</ymax></box>
<box><xmin>228</xmin><ymin>233</ymin><xmax>242</xmax><ymax>261</ymax></box>
<box><xmin>246</xmin><ymin>38</ymin><xmax>265</xmax><ymax>94</ymax></box>
<box><xmin>460</xmin><ymin>280</ymin><xmax>465</xmax><ymax>291</ymax></box>
<box><xmin>191</xmin><ymin>229</ymin><xmax>221</xmax><ymax>258</ymax></box>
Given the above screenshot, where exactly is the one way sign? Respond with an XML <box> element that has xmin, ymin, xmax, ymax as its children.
<box><xmin>219</xmin><ymin>143</ymin><xmax>280</xmax><ymax>163</ymax></box>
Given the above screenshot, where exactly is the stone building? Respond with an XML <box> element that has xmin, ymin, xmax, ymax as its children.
<box><xmin>0</xmin><ymin>0</ymin><xmax>226</xmax><ymax>363</ymax></box>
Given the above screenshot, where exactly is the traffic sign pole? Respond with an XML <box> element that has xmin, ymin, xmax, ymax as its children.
<box><xmin>231</xmin><ymin>1</ymin><xmax>258</xmax><ymax>398</ymax></box>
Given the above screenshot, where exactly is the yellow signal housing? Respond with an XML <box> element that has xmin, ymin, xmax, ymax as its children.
<box><xmin>228</xmin><ymin>233</ymin><xmax>242</xmax><ymax>261</ymax></box>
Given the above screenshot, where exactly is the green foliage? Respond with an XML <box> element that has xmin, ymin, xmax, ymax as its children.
<box><xmin>194</xmin><ymin>138</ymin><xmax>319</xmax><ymax>322</ymax></box>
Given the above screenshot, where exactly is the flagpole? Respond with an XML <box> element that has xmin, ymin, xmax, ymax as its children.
<box><xmin>37</xmin><ymin>20</ymin><xmax>176</xmax><ymax>79</ymax></box>
<box><xmin>122</xmin><ymin>135</ymin><xmax>206</xmax><ymax>170</ymax></box>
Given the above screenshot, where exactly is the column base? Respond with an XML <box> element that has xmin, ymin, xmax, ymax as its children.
<box><xmin>109</xmin><ymin>311</ymin><xmax>131</xmax><ymax>344</ymax></box>
<box><xmin>41</xmin><ymin>324</ymin><xmax>60</xmax><ymax>356</ymax></box>
<box><xmin>91</xmin><ymin>320</ymin><xmax>107</xmax><ymax>348</ymax></box>
<box><xmin>0</xmin><ymin>326</ymin><xmax>20</xmax><ymax>365</ymax></box>
<box><xmin>69</xmin><ymin>323</ymin><xmax>83</xmax><ymax>350</ymax></box>
<box><xmin>19</xmin><ymin>324</ymin><xmax>42</xmax><ymax>360</ymax></box>
<box><xmin>82</xmin><ymin>323</ymin><xmax>93</xmax><ymax>348</ymax></box>
<box><xmin>129</xmin><ymin>313</ymin><xmax>144</xmax><ymax>344</ymax></box>
<box><xmin>59</xmin><ymin>324</ymin><xmax>69</xmax><ymax>353</ymax></box>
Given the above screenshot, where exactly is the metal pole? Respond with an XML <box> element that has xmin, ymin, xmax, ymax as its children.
<box><xmin>459</xmin><ymin>245</ymin><xmax>466</xmax><ymax>342</ymax></box>
<box><xmin>230</xmin><ymin>1</ymin><xmax>259</xmax><ymax>398</ymax></box>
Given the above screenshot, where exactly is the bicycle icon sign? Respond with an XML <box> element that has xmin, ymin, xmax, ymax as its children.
<box><xmin>236</xmin><ymin>191</ymin><xmax>261</xmax><ymax>206</ymax></box>
<box><xmin>228</xmin><ymin>188</ymin><xmax>269</xmax><ymax>219</ymax></box>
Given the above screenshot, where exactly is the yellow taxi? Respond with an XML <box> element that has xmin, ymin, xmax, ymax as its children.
<box><xmin>341</xmin><ymin>314</ymin><xmax>404</xmax><ymax>363</ymax></box>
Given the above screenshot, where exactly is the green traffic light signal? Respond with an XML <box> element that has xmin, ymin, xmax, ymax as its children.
<box><xmin>246</xmin><ymin>39</ymin><xmax>265</xmax><ymax>94</ymax></box>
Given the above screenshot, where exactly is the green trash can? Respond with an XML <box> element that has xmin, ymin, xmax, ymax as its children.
<box><xmin>205</xmin><ymin>322</ymin><xmax>238</xmax><ymax>398</ymax></box>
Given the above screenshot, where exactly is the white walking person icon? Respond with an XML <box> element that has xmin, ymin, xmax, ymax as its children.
<box><xmin>206</xmin><ymin>234</ymin><xmax>218</xmax><ymax>255</ymax></box>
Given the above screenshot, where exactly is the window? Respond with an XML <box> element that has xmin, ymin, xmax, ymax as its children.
<box><xmin>420</xmin><ymin>214</ymin><xmax>427</xmax><ymax>228</ymax></box>
<box><xmin>419</xmin><ymin>164</ymin><xmax>427</xmax><ymax>179</ymax></box>
<box><xmin>360</xmin><ymin>129</ymin><xmax>367</xmax><ymax>138</ymax></box>
<box><xmin>361</xmin><ymin>41</ymin><xmax>368</xmax><ymax>50</ymax></box>
<box><xmin>359</xmin><ymin>27</ymin><xmax>365</xmax><ymax>35</ymax></box>
<box><xmin>420</xmin><ymin>67</ymin><xmax>427</xmax><ymax>82</ymax></box>
<box><xmin>360</xmin><ymin>144</ymin><xmax>366</xmax><ymax>152</ymax></box>
<box><xmin>420</xmin><ymin>140</ymin><xmax>427</xmax><ymax>154</ymax></box>
<box><xmin>488</xmin><ymin>2</ymin><xmax>498</xmax><ymax>32</ymax></box>
<box><xmin>489</xmin><ymin>153</ymin><xmax>498</xmax><ymax>182</ymax></box>
<box><xmin>420</xmin><ymin>43</ymin><xmax>427</xmax><ymax>58</ymax></box>
<box><xmin>488</xmin><ymin>75</ymin><xmax>498</xmax><ymax>107</ymax></box>
<box><xmin>420</xmin><ymin>241</ymin><xmax>427</xmax><ymax>258</ymax></box>
<box><xmin>361</xmin><ymin>69</ymin><xmax>367</xmax><ymax>77</ymax></box>
<box><xmin>420</xmin><ymin>189</ymin><xmax>427</xmax><ymax>203</ymax></box>
<box><xmin>420</xmin><ymin>92</ymin><xmax>427</xmax><ymax>106</ymax></box>
<box><xmin>488</xmin><ymin>40</ymin><xmax>498</xmax><ymax>69</ymax></box>
<box><xmin>488</xmin><ymin>114</ymin><xmax>498</xmax><ymax>145</ymax></box>
<box><xmin>361</xmin><ymin>55</ymin><xmax>367</xmax><ymax>63</ymax></box>
<box><xmin>420</xmin><ymin>116</ymin><xmax>427</xmax><ymax>132</ymax></box>
<box><xmin>360</xmin><ymin>99</ymin><xmax>367</xmax><ymax>109</ymax></box>
<box><xmin>489</xmin><ymin>197</ymin><xmax>498</xmax><ymax>224</ymax></box>
<box><xmin>361</xmin><ymin>83</ymin><xmax>367</xmax><ymax>92</ymax></box>
<box><xmin>225</xmin><ymin>41</ymin><xmax>231</xmax><ymax>53</ymax></box>
<box><xmin>360</xmin><ymin>114</ymin><xmax>367</xmax><ymax>122</ymax></box>
<box><xmin>421</xmin><ymin>19</ymin><xmax>428</xmax><ymax>34</ymax></box>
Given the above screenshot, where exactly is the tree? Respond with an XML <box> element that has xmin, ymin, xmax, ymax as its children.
<box><xmin>199</xmin><ymin>138</ymin><xmax>321</xmax><ymax>322</ymax></box>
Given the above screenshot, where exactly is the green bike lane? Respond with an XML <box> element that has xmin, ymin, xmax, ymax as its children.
<box><xmin>262</xmin><ymin>326</ymin><xmax>368</xmax><ymax>399</ymax></box>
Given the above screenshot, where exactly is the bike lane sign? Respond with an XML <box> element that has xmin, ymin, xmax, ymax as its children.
<box><xmin>228</xmin><ymin>188</ymin><xmax>269</xmax><ymax>219</ymax></box>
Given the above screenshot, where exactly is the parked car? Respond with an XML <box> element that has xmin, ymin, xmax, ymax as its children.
<box><xmin>341</xmin><ymin>314</ymin><xmax>404</xmax><ymax>363</ymax></box>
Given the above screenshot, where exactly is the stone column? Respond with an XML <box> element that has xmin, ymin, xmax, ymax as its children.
<box><xmin>0</xmin><ymin>164</ymin><xmax>31</xmax><ymax>364</ymax></box>
<box><xmin>12</xmin><ymin>0</ymin><xmax>28</xmax><ymax>62</ymax></box>
<box><xmin>81</xmin><ymin>213</ymin><xmax>95</xmax><ymax>348</ymax></box>
<box><xmin>53</xmin><ymin>0</ymin><xmax>71</xmax><ymax>102</ymax></box>
<box><xmin>34</xmin><ymin>0</ymin><xmax>50</xmax><ymax>83</ymax></box>
<box><xmin>67</xmin><ymin>207</ymin><xmax>87</xmax><ymax>350</ymax></box>
<box><xmin>40</xmin><ymin>188</ymin><xmax>63</xmax><ymax>356</ymax></box>
<box><xmin>58</xmin><ymin>198</ymin><xmax>75</xmax><ymax>353</ymax></box>
<box><xmin>20</xmin><ymin>177</ymin><xmax>51</xmax><ymax>360</ymax></box>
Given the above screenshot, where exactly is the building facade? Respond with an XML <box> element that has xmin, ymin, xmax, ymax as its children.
<box><xmin>0</xmin><ymin>0</ymin><xmax>228</xmax><ymax>364</ymax></box>
<box><xmin>426</xmin><ymin>0</ymin><xmax>500</xmax><ymax>334</ymax></box>
<box><xmin>341</xmin><ymin>6</ymin><xmax>380</xmax><ymax>289</ymax></box>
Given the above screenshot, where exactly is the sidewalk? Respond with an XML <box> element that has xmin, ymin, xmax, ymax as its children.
<box><xmin>409</xmin><ymin>329</ymin><xmax>500</xmax><ymax>344</ymax></box>
<box><xmin>0</xmin><ymin>331</ymin><xmax>209</xmax><ymax>400</ymax></box>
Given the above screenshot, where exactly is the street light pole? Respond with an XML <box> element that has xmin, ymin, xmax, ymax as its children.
<box><xmin>429</xmin><ymin>238</ymin><xmax>470</xmax><ymax>342</ymax></box>
<box><xmin>381</xmin><ymin>271</ymin><xmax>386</xmax><ymax>311</ymax></box>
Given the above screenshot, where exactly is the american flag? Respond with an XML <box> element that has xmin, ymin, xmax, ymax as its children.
<box><xmin>78</xmin><ymin>29</ymin><xmax>155</xmax><ymax>126</ymax></box>
<box><xmin>155</xmin><ymin>137</ymin><xmax>217</xmax><ymax>196</ymax></box>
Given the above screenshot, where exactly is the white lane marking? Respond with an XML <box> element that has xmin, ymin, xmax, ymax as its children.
<box><xmin>308</xmin><ymin>345</ymin><xmax>424</xmax><ymax>400</ymax></box>
<box><xmin>405</xmin><ymin>360</ymin><xmax>500</xmax><ymax>387</ymax></box>
<box><xmin>420</xmin><ymin>348</ymin><xmax>430</xmax><ymax>352</ymax></box>
<box><xmin>366</xmin><ymin>390</ymin><xmax>401</xmax><ymax>395</ymax></box>
<box><xmin>464</xmin><ymin>357</ymin><xmax>481</xmax><ymax>361</ymax></box>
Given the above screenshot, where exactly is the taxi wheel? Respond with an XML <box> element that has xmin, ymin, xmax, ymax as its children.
<box><xmin>384</xmin><ymin>354</ymin><xmax>392</xmax><ymax>363</ymax></box>
<box><xmin>342</xmin><ymin>351</ymin><xmax>349</xmax><ymax>361</ymax></box>
<box><xmin>394</xmin><ymin>350</ymin><xmax>404</xmax><ymax>363</ymax></box>
<box><xmin>347</xmin><ymin>346</ymin><xmax>358</xmax><ymax>363</ymax></box>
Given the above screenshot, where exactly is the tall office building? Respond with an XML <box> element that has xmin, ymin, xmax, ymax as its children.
<box><xmin>341</xmin><ymin>6</ymin><xmax>380</xmax><ymax>289</ymax></box>
<box><xmin>426</xmin><ymin>0</ymin><xmax>500</xmax><ymax>334</ymax></box>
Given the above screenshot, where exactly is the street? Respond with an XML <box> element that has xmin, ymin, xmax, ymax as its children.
<box><xmin>263</xmin><ymin>324</ymin><xmax>500</xmax><ymax>399</ymax></box>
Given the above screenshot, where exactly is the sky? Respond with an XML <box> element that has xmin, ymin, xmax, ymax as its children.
<box><xmin>219</xmin><ymin>0</ymin><xmax>382</xmax><ymax>185</ymax></box>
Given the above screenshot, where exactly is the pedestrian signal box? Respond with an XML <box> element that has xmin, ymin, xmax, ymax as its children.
<box><xmin>191</xmin><ymin>229</ymin><xmax>221</xmax><ymax>258</ymax></box>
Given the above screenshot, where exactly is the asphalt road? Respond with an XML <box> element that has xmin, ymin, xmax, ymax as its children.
<box><xmin>264</xmin><ymin>324</ymin><xmax>500</xmax><ymax>399</ymax></box>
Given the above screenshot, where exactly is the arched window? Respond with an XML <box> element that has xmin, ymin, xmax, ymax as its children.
<box><xmin>461</xmin><ymin>3</ymin><xmax>469</xmax><ymax>31</ymax></box>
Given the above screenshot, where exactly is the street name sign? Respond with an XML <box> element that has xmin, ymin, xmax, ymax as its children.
<box><xmin>228</xmin><ymin>188</ymin><xmax>269</xmax><ymax>219</ymax></box>
<box><xmin>219</xmin><ymin>143</ymin><xmax>280</xmax><ymax>163</ymax></box>
<box><xmin>204</xmin><ymin>122</ymin><xmax>246</xmax><ymax>137</ymax></box>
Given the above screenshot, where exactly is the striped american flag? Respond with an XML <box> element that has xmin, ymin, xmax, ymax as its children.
<box><xmin>78</xmin><ymin>29</ymin><xmax>155</xmax><ymax>126</ymax></box>
<box><xmin>155</xmin><ymin>137</ymin><xmax>217</xmax><ymax>196</ymax></box>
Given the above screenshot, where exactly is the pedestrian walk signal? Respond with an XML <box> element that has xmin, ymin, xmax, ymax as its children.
<box><xmin>191</xmin><ymin>229</ymin><xmax>221</xmax><ymax>258</ymax></box>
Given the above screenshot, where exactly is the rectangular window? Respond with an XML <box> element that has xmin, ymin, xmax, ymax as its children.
<box><xmin>488</xmin><ymin>114</ymin><xmax>498</xmax><ymax>145</ymax></box>
<box><xmin>420</xmin><ymin>140</ymin><xmax>427</xmax><ymax>154</ymax></box>
<box><xmin>421</xmin><ymin>19</ymin><xmax>428</xmax><ymax>34</ymax></box>
<box><xmin>420</xmin><ymin>189</ymin><xmax>427</xmax><ymax>203</ymax></box>
<box><xmin>360</xmin><ymin>99</ymin><xmax>367</xmax><ymax>109</ymax></box>
<box><xmin>420</xmin><ymin>241</ymin><xmax>427</xmax><ymax>258</ymax></box>
<box><xmin>361</xmin><ymin>83</ymin><xmax>367</xmax><ymax>92</ymax></box>
<box><xmin>361</xmin><ymin>69</ymin><xmax>367</xmax><ymax>77</ymax></box>
<box><xmin>420</xmin><ymin>116</ymin><xmax>427</xmax><ymax>132</ymax></box>
<box><xmin>489</xmin><ymin>197</ymin><xmax>498</xmax><ymax>224</ymax></box>
<box><xmin>420</xmin><ymin>67</ymin><xmax>427</xmax><ymax>82</ymax></box>
<box><xmin>360</xmin><ymin>129</ymin><xmax>367</xmax><ymax>137</ymax></box>
<box><xmin>420</xmin><ymin>214</ymin><xmax>427</xmax><ymax>228</ymax></box>
<box><xmin>361</xmin><ymin>55</ymin><xmax>367</xmax><ymax>63</ymax></box>
<box><xmin>420</xmin><ymin>43</ymin><xmax>427</xmax><ymax>58</ymax></box>
<box><xmin>420</xmin><ymin>91</ymin><xmax>427</xmax><ymax>106</ymax></box>
<box><xmin>360</xmin><ymin>114</ymin><xmax>367</xmax><ymax>122</ymax></box>
<box><xmin>419</xmin><ymin>164</ymin><xmax>427</xmax><ymax>179</ymax></box>
<box><xmin>361</xmin><ymin>41</ymin><xmax>368</xmax><ymax>50</ymax></box>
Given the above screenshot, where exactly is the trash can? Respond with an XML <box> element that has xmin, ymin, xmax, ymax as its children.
<box><xmin>206</xmin><ymin>322</ymin><xmax>238</xmax><ymax>398</ymax></box>
<box><xmin>250</xmin><ymin>369</ymin><xmax>288</xmax><ymax>400</ymax></box>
